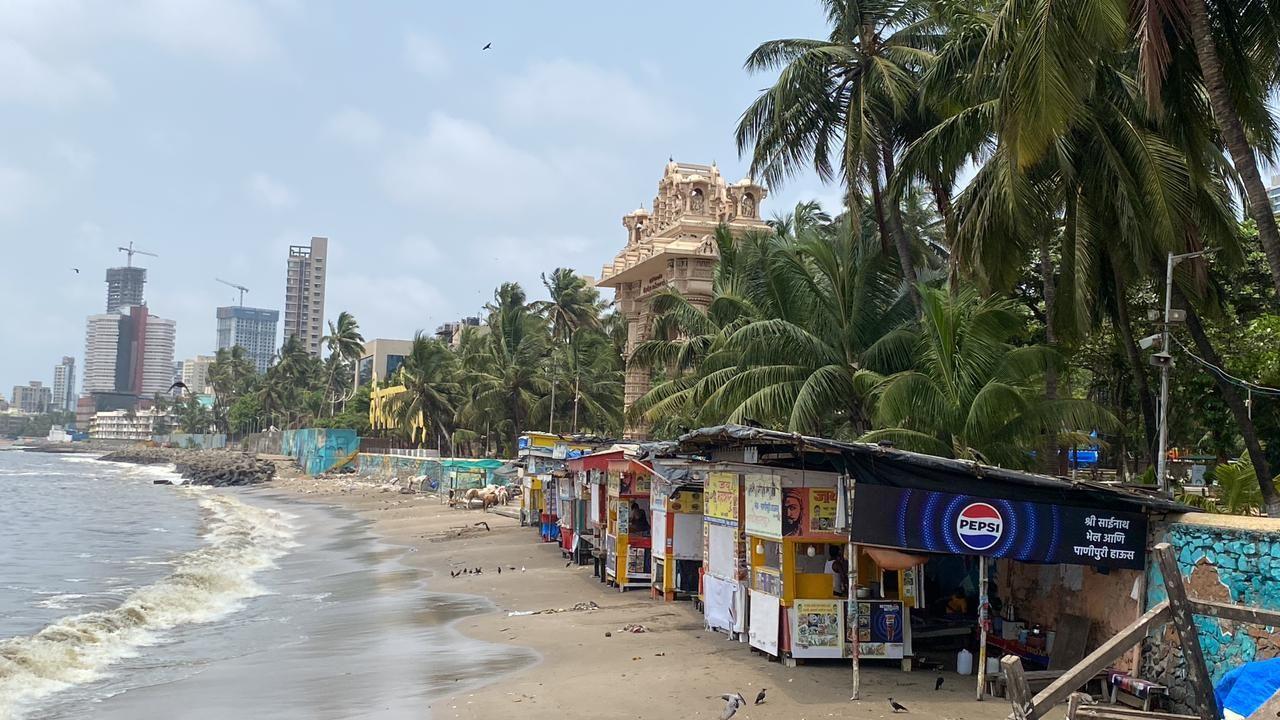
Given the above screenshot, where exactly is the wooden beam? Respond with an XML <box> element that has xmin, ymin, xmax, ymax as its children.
<box><xmin>1154</xmin><ymin>543</ymin><xmax>1217</xmax><ymax>720</ymax></box>
<box><xmin>1190</xmin><ymin>599</ymin><xmax>1280</xmax><ymax>628</ymax></box>
<box><xmin>1028</xmin><ymin>602</ymin><xmax>1171</xmax><ymax>719</ymax></box>
<box><xmin>1075</xmin><ymin>708</ymin><xmax>1201</xmax><ymax>720</ymax></box>
<box><xmin>978</xmin><ymin>554</ymin><xmax>989</xmax><ymax>700</ymax></box>
<box><xmin>1245</xmin><ymin>687</ymin><xmax>1280</xmax><ymax>720</ymax></box>
<box><xmin>1067</xmin><ymin>692</ymin><xmax>1092</xmax><ymax>720</ymax></box>
<box><xmin>1004</xmin><ymin>655</ymin><xmax>1034</xmax><ymax>720</ymax></box>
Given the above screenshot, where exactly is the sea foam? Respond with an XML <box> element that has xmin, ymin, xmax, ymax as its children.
<box><xmin>0</xmin><ymin>490</ymin><xmax>296</xmax><ymax>719</ymax></box>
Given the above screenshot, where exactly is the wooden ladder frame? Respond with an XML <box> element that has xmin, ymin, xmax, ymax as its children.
<box><xmin>1003</xmin><ymin>543</ymin><xmax>1280</xmax><ymax>720</ymax></box>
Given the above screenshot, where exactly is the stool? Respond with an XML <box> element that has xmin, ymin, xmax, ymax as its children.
<box><xmin>1107</xmin><ymin>671</ymin><xmax>1168</xmax><ymax>711</ymax></box>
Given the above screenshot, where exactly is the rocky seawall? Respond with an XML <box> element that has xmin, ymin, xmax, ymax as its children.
<box><xmin>98</xmin><ymin>448</ymin><xmax>276</xmax><ymax>486</ymax></box>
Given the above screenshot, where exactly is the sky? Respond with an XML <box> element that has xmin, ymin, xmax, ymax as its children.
<box><xmin>0</xmin><ymin>0</ymin><xmax>840</xmax><ymax>395</ymax></box>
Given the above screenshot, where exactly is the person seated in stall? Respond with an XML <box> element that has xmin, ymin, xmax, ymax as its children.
<box><xmin>946</xmin><ymin>586</ymin><xmax>969</xmax><ymax>615</ymax></box>
<box><xmin>824</xmin><ymin>545</ymin><xmax>848</xmax><ymax>596</ymax></box>
<box><xmin>628</xmin><ymin>501</ymin><xmax>650</xmax><ymax>535</ymax></box>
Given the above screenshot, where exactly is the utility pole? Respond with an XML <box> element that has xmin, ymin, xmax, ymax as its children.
<box><xmin>1154</xmin><ymin>250</ymin><xmax>1207</xmax><ymax>494</ymax></box>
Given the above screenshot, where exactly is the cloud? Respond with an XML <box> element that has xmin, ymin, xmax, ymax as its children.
<box><xmin>397</xmin><ymin>234</ymin><xmax>442</xmax><ymax>264</ymax></box>
<box><xmin>245</xmin><ymin>172</ymin><xmax>297</xmax><ymax>209</ymax></box>
<box><xmin>404</xmin><ymin>31</ymin><xmax>448</xmax><ymax>78</ymax></box>
<box><xmin>382</xmin><ymin>114</ymin><xmax>561</xmax><ymax>214</ymax></box>
<box><xmin>0</xmin><ymin>165</ymin><xmax>39</xmax><ymax>217</ymax></box>
<box><xmin>325</xmin><ymin>107</ymin><xmax>383</xmax><ymax>147</ymax></box>
<box><xmin>498</xmin><ymin>59</ymin><xmax>677</xmax><ymax>136</ymax></box>
<box><xmin>0</xmin><ymin>39</ymin><xmax>112</xmax><ymax>106</ymax></box>
<box><xmin>125</xmin><ymin>0</ymin><xmax>279</xmax><ymax>64</ymax></box>
<box><xmin>53</xmin><ymin>140</ymin><xmax>94</xmax><ymax>176</ymax></box>
<box><xmin>337</xmin><ymin>273</ymin><xmax>448</xmax><ymax>338</ymax></box>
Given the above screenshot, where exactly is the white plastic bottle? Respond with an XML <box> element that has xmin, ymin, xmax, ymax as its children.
<box><xmin>956</xmin><ymin>648</ymin><xmax>974</xmax><ymax>675</ymax></box>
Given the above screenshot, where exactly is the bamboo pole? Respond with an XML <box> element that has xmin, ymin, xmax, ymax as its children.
<box><xmin>977</xmin><ymin>554</ymin><xmax>989</xmax><ymax>700</ymax></box>
<box><xmin>850</xmin><ymin>542</ymin><xmax>860</xmax><ymax>700</ymax></box>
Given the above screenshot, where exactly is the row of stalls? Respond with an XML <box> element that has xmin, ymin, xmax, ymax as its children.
<box><xmin>516</xmin><ymin>426</ymin><xmax>1191</xmax><ymax>700</ymax></box>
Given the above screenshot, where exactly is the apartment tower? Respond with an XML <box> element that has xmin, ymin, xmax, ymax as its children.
<box><xmin>284</xmin><ymin>236</ymin><xmax>328</xmax><ymax>357</ymax></box>
<box><xmin>52</xmin><ymin>356</ymin><xmax>76</xmax><ymax>412</ymax></box>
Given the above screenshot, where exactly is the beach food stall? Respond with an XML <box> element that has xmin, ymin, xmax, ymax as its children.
<box><xmin>605</xmin><ymin>459</ymin><xmax>654</xmax><ymax>591</ymax></box>
<box><xmin>649</xmin><ymin>461</ymin><xmax>703</xmax><ymax>601</ymax></box>
<box><xmin>742</xmin><ymin>467</ymin><xmax>847</xmax><ymax>661</ymax></box>
<box><xmin>517</xmin><ymin>431</ymin><xmax>603</xmax><ymax>540</ymax></box>
<box><xmin>702</xmin><ymin>469</ymin><xmax>748</xmax><ymax>638</ymax></box>
<box><xmin>565</xmin><ymin>446</ymin><xmax>630</xmax><ymax>567</ymax></box>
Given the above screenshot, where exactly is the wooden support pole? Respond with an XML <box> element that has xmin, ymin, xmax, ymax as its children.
<box><xmin>1189</xmin><ymin>599</ymin><xmax>1280</xmax><ymax>627</ymax></box>
<box><xmin>977</xmin><ymin>554</ymin><xmax>989</xmax><ymax>700</ymax></box>
<box><xmin>850</xmin><ymin>542</ymin><xmax>860</xmax><ymax>700</ymax></box>
<box><xmin>1028</xmin><ymin>602</ymin><xmax>1171</xmax><ymax>719</ymax></box>
<box><xmin>1004</xmin><ymin>655</ymin><xmax>1034</xmax><ymax>720</ymax></box>
<box><xmin>1154</xmin><ymin>543</ymin><xmax>1217</xmax><ymax>720</ymax></box>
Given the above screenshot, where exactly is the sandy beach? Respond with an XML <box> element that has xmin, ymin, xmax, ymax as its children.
<box><xmin>266</xmin><ymin>470</ymin><xmax>1024</xmax><ymax>720</ymax></box>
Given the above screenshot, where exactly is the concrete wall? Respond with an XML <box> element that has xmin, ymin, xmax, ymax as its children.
<box><xmin>1142</xmin><ymin>514</ymin><xmax>1280</xmax><ymax>712</ymax></box>
<box><xmin>280</xmin><ymin>428</ymin><xmax>359</xmax><ymax>476</ymax></box>
<box><xmin>357</xmin><ymin>453</ymin><xmax>446</xmax><ymax>488</ymax></box>
<box><xmin>243</xmin><ymin>431</ymin><xmax>282</xmax><ymax>456</ymax></box>
<box><xmin>160</xmin><ymin>433</ymin><xmax>227</xmax><ymax>449</ymax></box>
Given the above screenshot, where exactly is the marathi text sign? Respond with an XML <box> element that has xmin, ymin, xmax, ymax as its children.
<box><xmin>850</xmin><ymin>483</ymin><xmax>1147</xmax><ymax>570</ymax></box>
<box><xmin>706</xmin><ymin>472</ymin><xmax>739</xmax><ymax>525</ymax></box>
<box><xmin>778</xmin><ymin>487</ymin><xmax>843</xmax><ymax>540</ymax></box>
<box><xmin>745</xmin><ymin>473</ymin><xmax>782</xmax><ymax>539</ymax></box>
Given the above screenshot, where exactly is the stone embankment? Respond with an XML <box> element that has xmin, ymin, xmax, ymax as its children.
<box><xmin>99</xmin><ymin>447</ymin><xmax>276</xmax><ymax>486</ymax></box>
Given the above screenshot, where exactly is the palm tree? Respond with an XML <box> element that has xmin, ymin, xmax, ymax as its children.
<box><xmin>324</xmin><ymin>311</ymin><xmax>366</xmax><ymax>366</ymax></box>
<box><xmin>531</xmin><ymin>269</ymin><xmax>602</xmax><ymax>344</ymax></box>
<box><xmin>457</xmin><ymin>283</ymin><xmax>550</xmax><ymax>454</ymax></box>
<box><xmin>389</xmin><ymin>333</ymin><xmax>460</xmax><ymax>453</ymax></box>
<box><xmin>857</xmin><ymin>287</ymin><xmax>1116</xmax><ymax>468</ymax></box>
<box><xmin>322</xmin><ymin>311</ymin><xmax>365</xmax><ymax>415</ymax></box>
<box><xmin>737</xmin><ymin>0</ymin><xmax>934</xmax><ymax>312</ymax></box>
<box><xmin>208</xmin><ymin>346</ymin><xmax>255</xmax><ymax>431</ymax></box>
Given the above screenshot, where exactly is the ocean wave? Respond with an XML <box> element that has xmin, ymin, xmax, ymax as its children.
<box><xmin>0</xmin><ymin>490</ymin><xmax>296</xmax><ymax>719</ymax></box>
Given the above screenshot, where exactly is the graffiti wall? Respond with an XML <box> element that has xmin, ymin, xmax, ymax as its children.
<box><xmin>1142</xmin><ymin>514</ymin><xmax>1280</xmax><ymax>712</ymax></box>
<box><xmin>279</xmin><ymin>428</ymin><xmax>359</xmax><ymax>476</ymax></box>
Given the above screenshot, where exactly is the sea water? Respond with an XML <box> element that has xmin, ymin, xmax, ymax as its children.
<box><xmin>0</xmin><ymin>450</ymin><xmax>533</xmax><ymax>719</ymax></box>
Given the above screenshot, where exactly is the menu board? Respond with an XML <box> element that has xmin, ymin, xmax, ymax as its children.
<box><xmin>745</xmin><ymin>473</ymin><xmax>782</xmax><ymax>539</ymax></box>
<box><xmin>791</xmin><ymin>600</ymin><xmax>843</xmax><ymax>659</ymax></box>
<box><xmin>706</xmin><ymin>472</ymin><xmax>739</xmax><ymax>525</ymax></box>
<box><xmin>850</xmin><ymin>599</ymin><xmax>905</xmax><ymax>659</ymax></box>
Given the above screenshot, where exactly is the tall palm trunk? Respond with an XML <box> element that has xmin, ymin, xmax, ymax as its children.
<box><xmin>929</xmin><ymin>176</ymin><xmax>954</xmax><ymax>253</ymax></box>
<box><xmin>1180</xmin><ymin>297</ymin><xmax>1279</xmax><ymax>515</ymax></box>
<box><xmin>1108</xmin><ymin>263</ymin><xmax>1159</xmax><ymax>469</ymax></box>
<box><xmin>1185</xmin><ymin>0</ymin><xmax>1280</xmax><ymax>298</ymax></box>
<box><xmin>875</xmin><ymin>146</ymin><xmax>923</xmax><ymax>314</ymax></box>
<box><xmin>1039</xmin><ymin>234</ymin><xmax>1066</xmax><ymax>475</ymax></box>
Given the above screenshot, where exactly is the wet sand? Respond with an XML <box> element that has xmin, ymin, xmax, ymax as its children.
<box><xmin>269</xmin><ymin>471</ymin><xmax>1028</xmax><ymax>720</ymax></box>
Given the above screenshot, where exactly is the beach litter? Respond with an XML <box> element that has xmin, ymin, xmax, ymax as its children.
<box><xmin>507</xmin><ymin>601</ymin><xmax>600</xmax><ymax>617</ymax></box>
<box><xmin>621</xmin><ymin>623</ymin><xmax>648</xmax><ymax>633</ymax></box>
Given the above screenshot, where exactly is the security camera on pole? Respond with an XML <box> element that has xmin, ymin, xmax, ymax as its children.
<box><xmin>1151</xmin><ymin>250</ymin><xmax>1208</xmax><ymax>495</ymax></box>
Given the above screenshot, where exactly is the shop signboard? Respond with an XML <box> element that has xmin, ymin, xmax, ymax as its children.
<box><xmin>778</xmin><ymin>487</ymin><xmax>844</xmax><ymax>540</ymax></box>
<box><xmin>620</xmin><ymin>472</ymin><xmax>651</xmax><ymax>497</ymax></box>
<box><xmin>706</xmin><ymin>472</ymin><xmax>739</xmax><ymax>526</ymax></box>
<box><xmin>851</xmin><ymin>484</ymin><xmax>1147</xmax><ymax>570</ymax></box>
<box><xmin>850</xmin><ymin>599</ymin><xmax>904</xmax><ymax>659</ymax></box>
<box><xmin>669</xmin><ymin>491</ymin><xmax>702</xmax><ymax>514</ymax></box>
<box><xmin>791</xmin><ymin>600</ymin><xmax>843</xmax><ymax>659</ymax></box>
<box><xmin>748</xmin><ymin>590</ymin><xmax>780</xmax><ymax>656</ymax></box>
<box><xmin>745</xmin><ymin>473</ymin><xmax>782</xmax><ymax>539</ymax></box>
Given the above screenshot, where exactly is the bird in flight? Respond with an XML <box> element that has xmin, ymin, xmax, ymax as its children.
<box><xmin>890</xmin><ymin>697</ymin><xmax>909</xmax><ymax>713</ymax></box>
<box><xmin>482</xmin><ymin>42</ymin><xmax>492</xmax><ymax>50</ymax></box>
<box><xmin>754</xmin><ymin>688</ymin><xmax>766</xmax><ymax>705</ymax></box>
<box><xmin>72</xmin><ymin>268</ymin><xmax>80</xmax><ymax>274</ymax></box>
<box><xmin>719</xmin><ymin>693</ymin><xmax>746</xmax><ymax>720</ymax></box>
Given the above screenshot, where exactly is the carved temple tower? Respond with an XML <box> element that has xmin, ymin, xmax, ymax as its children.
<box><xmin>597</xmin><ymin>160</ymin><xmax>768</xmax><ymax>439</ymax></box>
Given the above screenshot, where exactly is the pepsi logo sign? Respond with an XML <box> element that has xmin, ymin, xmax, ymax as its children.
<box><xmin>956</xmin><ymin>503</ymin><xmax>1003</xmax><ymax>551</ymax></box>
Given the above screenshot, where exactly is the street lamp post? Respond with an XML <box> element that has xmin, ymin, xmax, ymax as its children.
<box><xmin>1154</xmin><ymin>250</ymin><xmax>1207</xmax><ymax>494</ymax></box>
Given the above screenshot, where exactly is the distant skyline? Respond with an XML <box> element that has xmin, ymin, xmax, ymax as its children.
<box><xmin>0</xmin><ymin>1</ymin><xmax>836</xmax><ymax>390</ymax></box>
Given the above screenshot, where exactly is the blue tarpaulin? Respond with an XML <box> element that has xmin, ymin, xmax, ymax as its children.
<box><xmin>1216</xmin><ymin>658</ymin><xmax>1280</xmax><ymax>720</ymax></box>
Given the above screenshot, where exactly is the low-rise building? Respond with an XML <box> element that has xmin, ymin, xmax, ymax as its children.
<box><xmin>433</xmin><ymin>317</ymin><xmax>480</xmax><ymax>348</ymax></box>
<box><xmin>88</xmin><ymin>408</ymin><xmax>174</xmax><ymax>441</ymax></box>
<box><xmin>355</xmin><ymin>338</ymin><xmax>413</xmax><ymax>388</ymax></box>
<box><xmin>11</xmin><ymin>382</ymin><xmax>52</xmax><ymax>414</ymax></box>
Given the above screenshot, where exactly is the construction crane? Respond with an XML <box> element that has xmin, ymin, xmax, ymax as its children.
<box><xmin>216</xmin><ymin>278</ymin><xmax>249</xmax><ymax>306</ymax></box>
<box><xmin>117</xmin><ymin>241</ymin><xmax>158</xmax><ymax>267</ymax></box>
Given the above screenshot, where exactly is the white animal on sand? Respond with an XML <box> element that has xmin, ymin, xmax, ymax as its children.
<box><xmin>495</xmin><ymin>487</ymin><xmax>509</xmax><ymax>505</ymax></box>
